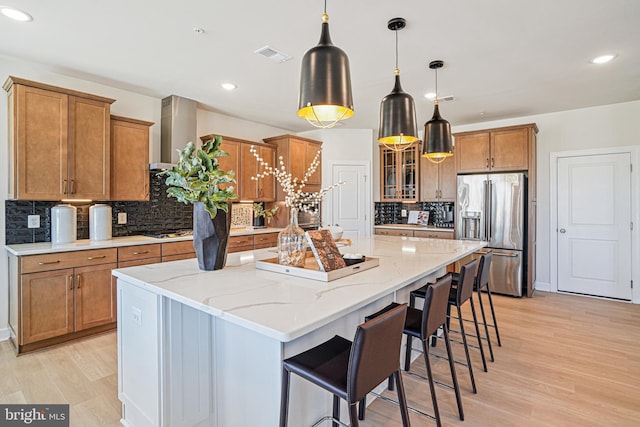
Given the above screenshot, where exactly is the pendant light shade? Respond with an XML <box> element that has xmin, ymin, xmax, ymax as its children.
<box><xmin>298</xmin><ymin>8</ymin><xmax>354</xmax><ymax>129</ymax></box>
<box><xmin>378</xmin><ymin>18</ymin><xmax>418</xmax><ymax>151</ymax></box>
<box><xmin>422</xmin><ymin>60</ymin><xmax>454</xmax><ymax>163</ymax></box>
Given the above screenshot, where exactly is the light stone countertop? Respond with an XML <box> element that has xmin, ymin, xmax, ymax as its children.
<box><xmin>113</xmin><ymin>235</ymin><xmax>486</xmax><ymax>342</ymax></box>
<box><xmin>5</xmin><ymin>227</ymin><xmax>284</xmax><ymax>256</ymax></box>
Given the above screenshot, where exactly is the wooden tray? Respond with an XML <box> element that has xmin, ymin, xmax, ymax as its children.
<box><xmin>255</xmin><ymin>256</ymin><xmax>379</xmax><ymax>282</ymax></box>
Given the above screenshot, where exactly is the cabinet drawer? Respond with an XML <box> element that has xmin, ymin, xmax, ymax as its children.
<box><xmin>118</xmin><ymin>257</ymin><xmax>162</xmax><ymax>268</ymax></box>
<box><xmin>162</xmin><ymin>241</ymin><xmax>195</xmax><ymax>256</ymax></box>
<box><xmin>229</xmin><ymin>235</ymin><xmax>254</xmax><ymax>248</ymax></box>
<box><xmin>229</xmin><ymin>245</ymin><xmax>254</xmax><ymax>253</ymax></box>
<box><xmin>162</xmin><ymin>253</ymin><xmax>196</xmax><ymax>262</ymax></box>
<box><xmin>414</xmin><ymin>230</ymin><xmax>454</xmax><ymax>239</ymax></box>
<box><xmin>21</xmin><ymin>248</ymin><xmax>117</xmax><ymax>274</ymax></box>
<box><xmin>374</xmin><ymin>229</ymin><xmax>413</xmax><ymax>237</ymax></box>
<box><xmin>254</xmin><ymin>233</ymin><xmax>278</xmax><ymax>247</ymax></box>
<box><xmin>118</xmin><ymin>244</ymin><xmax>161</xmax><ymax>262</ymax></box>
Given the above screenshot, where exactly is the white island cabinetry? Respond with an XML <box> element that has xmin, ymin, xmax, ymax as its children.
<box><xmin>114</xmin><ymin>236</ymin><xmax>486</xmax><ymax>427</ymax></box>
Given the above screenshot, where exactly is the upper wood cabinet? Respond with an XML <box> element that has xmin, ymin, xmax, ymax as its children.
<box><xmin>240</xmin><ymin>143</ymin><xmax>276</xmax><ymax>201</ymax></box>
<box><xmin>4</xmin><ymin>77</ymin><xmax>115</xmax><ymax>200</ymax></box>
<box><xmin>110</xmin><ymin>116</ymin><xmax>153</xmax><ymax>201</ymax></box>
<box><xmin>380</xmin><ymin>145</ymin><xmax>419</xmax><ymax>201</ymax></box>
<box><xmin>263</xmin><ymin>134</ymin><xmax>323</xmax><ymax>196</ymax></box>
<box><xmin>455</xmin><ymin>124</ymin><xmax>537</xmax><ymax>174</ymax></box>
<box><xmin>419</xmin><ymin>151</ymin><xmax>456</xmax><ymax>202</ymax></box>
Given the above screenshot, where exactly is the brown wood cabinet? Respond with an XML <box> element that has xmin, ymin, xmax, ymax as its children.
<box><xmin>380</xmin><ymin>145</ymin><xmax>419</xmax><ymax>201</ymax></box>
<box><xmin>455</xmin><ymin>125</ymin><xmax>534</xmax><ymax>173</ymax></box>
<box><xmin>161</xmin><ymin>241</ymin><xmax>196</xmax><ymax>262</ymax></box>
<box><xmin>419</xmin><ymin>151</ymin><xmax>456</xmax><ymax>202</ymax></box>
<box><xmin>375</xmin><ymin>228</ymin><xmax>454</xmax><ymax>239</ymax></box>
<box><xmin>240</xmin><ymin>143</ymin><xmax>276</xmax><ymax>201</ymax></box>
<box><xmin>4</xmin><ymin>77</ymin><xmax>115</xmax><ymax>200</ymax></box>
<box><xmin>262</xmin><ymin>134</ymin><xmax>323</xmax><ymax>195</ymax></box>
<box><xmin>110</xmin><ymin>116</ymin><xmax>153</xmax><ymax>201</ymax></box>
<box><xmin>118</xmin><ymin>244</ymin><xmax>161</xmax><ymax>267</ymax></box>
<box><xmin>10</xmin><ymin>248</ymin><xmax>118</xmax><ymax>352</ymax></box>
<box><xmin>228</xmin><ymin>232</ymin><xmax>279</xmax><ymax>253</ymax></box>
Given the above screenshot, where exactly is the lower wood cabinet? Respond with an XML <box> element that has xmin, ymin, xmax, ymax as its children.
<box><xmin>375</xmin><ymin>228</ymin><xmax>454</xmax><ymax>239</ymax></box>
<box><xmin>229</xmin><ymin>232</ymin><xmax>279</xmax><ymax>253</ymax></box>
<box><xmin>162</xmin><ymin>241</ymin><xmax>196</xmax><ymax>262</ymax></box>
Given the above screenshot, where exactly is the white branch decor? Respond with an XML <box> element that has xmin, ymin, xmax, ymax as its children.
<box><xmin>250</xmin><ymin>146</ymin><xmax>344</xmax><ymax>212</ymax></box>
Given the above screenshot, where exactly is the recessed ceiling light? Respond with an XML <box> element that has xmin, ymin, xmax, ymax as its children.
<box><xmin>193</xmin><ymin>27</ymin><xmax>205</xmax><ymax>35</ymax></box>
<box><xmin>220</xmin><ymin>82</ymin><xmax>237</xmax><ymax>91</ymax></box>
<box><xmin>424</xmin><ymin>92</ymin><xmax>437</xmax><ymax>100</ymax></box>
<box><xmin>1</xmin><ymin>6</ymin><xmax>33</xmax><ymax>21</ymax></box>
<box><xmin>590</xmin><ymin>54</ymin><xmax>616</xmax><ymax>64</ymax></box>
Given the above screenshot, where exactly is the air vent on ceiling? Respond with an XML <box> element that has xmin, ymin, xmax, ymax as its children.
<box><xmin>439</xmin><ymin>95</ymin><xmax>455</xmax><ymax>102</ymax></box>
<box><xmin>254</xmin><ymin>45</ymin><xmax>292</xmax><ymax>63</ymax></box>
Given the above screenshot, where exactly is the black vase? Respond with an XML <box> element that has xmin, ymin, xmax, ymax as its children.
<box><xmin>193</xmin><ymin>202</ymin><xmax>231</xmax><ymax>271</ymax></box>
<box><xmin>253</xmin><ymin>216</ymin><xmax>265</xmax><ymax>227</ymax></box>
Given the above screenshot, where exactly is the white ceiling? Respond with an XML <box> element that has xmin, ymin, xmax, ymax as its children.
<box><xmin>1</xmin><ymin>0</ymin><xmax>639</xmax><ymax>133</ymax></box>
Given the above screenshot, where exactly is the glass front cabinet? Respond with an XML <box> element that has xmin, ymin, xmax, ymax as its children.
<box><xmin>380</xmin><ymin>145</ymin><xmax>419</xmax><ymax>201</ymax></box>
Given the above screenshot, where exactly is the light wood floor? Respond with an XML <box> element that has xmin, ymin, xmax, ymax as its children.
<box><xmin>0</xmin><ymin>292</ymin><xmax>639</xmax><ymax>426</ymax></box>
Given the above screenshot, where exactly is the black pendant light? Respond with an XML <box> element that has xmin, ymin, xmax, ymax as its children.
<box><xmin>422</xmin><ymin>60</ymin><xmax>454</xmax><ymax>163</ymax></box>
<box><xmin>378</xmin><ymin>17</ymin><xmax>419</xmax><ymax>152</ymax></box>
<box><xmin>297</xmin><ymin>0</ymin><xmax>354</xmax><ymax>129</ymax></box>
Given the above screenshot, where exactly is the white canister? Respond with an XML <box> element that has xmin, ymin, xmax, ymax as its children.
<box><xmin>51</xmin><ymin>204</ymin><xmax>77</xmax><ymax>244</ymax></box>
<box><xmin>89</xmin><ymin>204</ymin><xmax>112</xmax><ymax>241</ymax></box>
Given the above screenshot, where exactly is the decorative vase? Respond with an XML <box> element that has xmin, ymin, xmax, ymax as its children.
<box><xmin>278</xmin><ymin>208</ymin><xmax>307</xmax><ymax>267</ymax></box>
<box><xmin>253</xmin><ymin>216</ymin><xmax>265</xmax><ymax>227</ymax></box>
<box><xmin>193</xmin><ymin>202</ymin><xmax>231</xmax><ymax>271</ymax></box>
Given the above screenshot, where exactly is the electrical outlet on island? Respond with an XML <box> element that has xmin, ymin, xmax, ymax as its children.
<box><xmin>118</xmin><ymin>212</ymin><xmax>127</xmax><ymax>224</ymax></box>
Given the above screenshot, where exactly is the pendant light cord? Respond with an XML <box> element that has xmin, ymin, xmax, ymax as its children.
<box><xmin>395</xmin><ymin>28</ymin><xmax>399</xmax><ymax>70</ymax></box>
<box><xmin>434</xmin><ymin>67</ymin><xmax>439</xmax><ymax>104</ymax></box>
<box><xmin>324</xmin><ymin>0</ymin><xmax>327</xmax><ymax>14</ymax></box>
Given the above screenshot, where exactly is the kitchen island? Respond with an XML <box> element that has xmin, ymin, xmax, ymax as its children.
<box><xmin>113</xmin><ymin>235</ymin><xmax>485</xmax><ymax>427</ymax></box>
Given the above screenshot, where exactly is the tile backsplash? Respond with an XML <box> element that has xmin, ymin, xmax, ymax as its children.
<box><xmin>5</xmin><ymin>172</ymin><xmax>193</xmax><ymax>245</ymax></box>
<box><xmin>374</xmin><ymin>201</ymin><xmax>455</xmax><ymax>228</ymax></box>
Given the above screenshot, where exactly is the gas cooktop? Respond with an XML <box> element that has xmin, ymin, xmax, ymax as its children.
<box><xmin>143</xmin><ymin>229</ymin><xmax>193</xmax><ymax>239</ymax></box>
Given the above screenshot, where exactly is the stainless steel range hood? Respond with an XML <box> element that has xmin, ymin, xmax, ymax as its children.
<box><xmin>149</xmin><ymin>95</ymin><xmax>197</xmax><ymax>170</ymax></box>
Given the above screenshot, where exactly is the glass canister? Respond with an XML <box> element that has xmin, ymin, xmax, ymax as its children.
<box><xmin>277</xmin><ymin>208</ymin><xmax>307</xmax><ymax>267</ymax></box>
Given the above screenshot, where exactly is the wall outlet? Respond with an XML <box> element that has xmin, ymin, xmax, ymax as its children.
<box><xmin>401</xmin><ymin>209</ymin><xmax>407</xmax><ymax>217</ymax></box>
<box><xmin>118</xmin><ymin>212</ymin><xmax>127</xmax><ymax>224</ymax></box>
<box><xmin>27</xmin><ymin>215</ymin><xmax>40</xmax><ymax>229</ymax></box>
<box><xmin>131</xmin><ymin>307</ymin><xmax>142</xmax><ymax>325</ymax></box>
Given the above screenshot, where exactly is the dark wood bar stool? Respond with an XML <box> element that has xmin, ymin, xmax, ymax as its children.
<box><xmin>280</xmin><ymin>303</ymin><xmax>411</xmax><ymax>427</ymax></box>
<box><xmin>358</xmin><ymin>275</ymin><xmax>464</xmax><ymax>427</ymax></box>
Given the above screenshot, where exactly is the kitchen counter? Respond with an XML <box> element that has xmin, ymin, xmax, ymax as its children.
<box><xmin>4</xmin><ymin>227</ymin><xmax>284</xmax><ymax>256</ymax></box>
<box><xmin>114</xmin><ymin>236</ymin><xmax>486</xmax><ymax>426</ymax></box>
<box><xmin>374</xmin><ymin>224</ymin><xmax>454</xmax><ymax>232</ymax></box>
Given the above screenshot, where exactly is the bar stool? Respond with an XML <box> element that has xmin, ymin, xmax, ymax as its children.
<box><xmin>280</xmin><ymin>303</ymin><xmax>411</xmax><ymax>427</ymax></box>
<box><xmin>358</xmin><ymin>275</ymin><xmax>464</xmax><ymax>426</ymax></box>
<box><xmin>411</xmin><ymin>260</ymin><xmax>484</xmax><ymax>392</ymax></box>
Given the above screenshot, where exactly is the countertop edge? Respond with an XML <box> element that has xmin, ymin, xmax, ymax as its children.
<box><xmin>374</xmin><ymin>224</ymin><xmax>454</xmax><ymax>232</ymax></box>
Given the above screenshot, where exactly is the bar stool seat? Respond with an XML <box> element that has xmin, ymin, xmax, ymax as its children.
<box><xmin>280</xmin><ymin>303</ymin><xmax>411</xmax><ymax>427</ymax></box>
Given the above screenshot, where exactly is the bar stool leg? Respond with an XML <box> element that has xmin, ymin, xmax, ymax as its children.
<box><xmin>486</xmin><ymin>287</ymin><xmax>502</xmax><ymax>346</ymax></box>
<box><xmin>394</xmin><ymin>370</ymin><xmax>412</xmax><ymax>427</ymax></box>
<box><xmin>333</xmin><ymin>395</ymin><xmax>340</xmax><ymax>427</ymax></box>
<box><xmin>469</xmin><ymin>296</ymin><xmax>488</xmax><ymax>372</ymax></box>
<box><xmin>476</xmin><ymin>288</ymin><xmax>495</xmax><ymax>362</ymax></box>
<box><xmin>348</xmin><ymin>403</ymin><xmax>360</xmax><ymax>427</ymax></box>
<box><xmin>443</xmin><ymin>325</ymin><xmax>464</xmax><ymax>420</ymax></box>
<box><xmin>456</xmin><ymin>305</ymin><xmax>477</xmax><ymax>393</ymax></box>
<box><xmin>422</xmin><ymin>340</ymin><xmax>442</xmax><ymax>427</ymax></box>
<box><xmin>280</xmin><ymin>368</ymin><xmax>291</xmax><ymax>427</ymax></box>
<box><xmin>404</xmin><ymin>335</ymin><xmax>414</xmax><ymax>371</ymax></box>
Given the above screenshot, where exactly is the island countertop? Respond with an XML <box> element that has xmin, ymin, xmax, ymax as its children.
<box><xmin>113</xmin><ymin>235</ymin><xmax>486</xmax><ymax>342</ymax></box>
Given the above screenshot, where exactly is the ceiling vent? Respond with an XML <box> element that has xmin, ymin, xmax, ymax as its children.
<box><xmin>254</xmin><ymin>45</ymin><xmax>292</xmax><ymax>63</ymax></box>
<box><xmin>439</xmin><ymin>95</ymin><xmax>455</xmax><ymax>102</ymax></box>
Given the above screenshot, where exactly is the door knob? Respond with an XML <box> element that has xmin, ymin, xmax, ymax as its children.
<box><xmin>559</xmin><ymin>228</ymin><xmax>566</xmax><ymax>233</ymax></box>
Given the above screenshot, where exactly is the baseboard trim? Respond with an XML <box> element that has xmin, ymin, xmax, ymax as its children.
<box><xmin>534</xmin><ymin>281</ymin><xmax>552</xmax><ymax>293</ymax></box>
<box><xmin>0</xmin><ymin>328</ymin><xmax>10</xmax><ymax>342</ymax></box>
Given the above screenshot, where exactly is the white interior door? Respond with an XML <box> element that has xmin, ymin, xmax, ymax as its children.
<box><xmin>557</xmin><ymin>153</ymin><xmax>632</xmax><ymax>299</ymax></box>
<box><xmin>330</xmin><ymin>163</ymin><xmax>368</xmax><ymax>240</ymax></box>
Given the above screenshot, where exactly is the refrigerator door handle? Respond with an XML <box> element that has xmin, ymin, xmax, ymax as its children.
<box><xmin>488</xmin><ymin>180</ymin><xmax>492</xmax><ymax>241</ymax></box>
<box><xmin>494</xmin><ymin>252</ymin><xmax>519</xmax><ymax>258</ymax></box>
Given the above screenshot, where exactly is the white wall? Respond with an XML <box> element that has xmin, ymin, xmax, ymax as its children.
<box><xmin>298</xmin><ymin>129</ymin><xmax>374</xmax><ymax>226</ymax></box>
<box><xmin>451</xmin><ymin>100</ymin><xmax>640</xmax><ymax>292</ymax></box>
<box><xmin>197</xmin><ymin>109</ymin><xmax>290</xmax><ymax>143</ymax></box>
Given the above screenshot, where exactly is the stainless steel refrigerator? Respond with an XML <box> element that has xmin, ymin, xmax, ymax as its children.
<box><xmin>456</xmin><ymin>173</ymin><xmax>526</xmax><ymax>296</ymax></box>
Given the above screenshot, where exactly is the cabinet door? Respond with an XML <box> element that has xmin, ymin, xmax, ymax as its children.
<box><xmin>455</xmin><ymin>132</ymin><xmax>490</xmax><ymax>173</ymax></box>
<box><xmin>218</xmin><ymin>139</ymin><xmax>240</xmax><ymax>192</ymax></box>
<box><xmin>374</xmin><ymin>228</ymin><xmax>413</xmax><ymax>237</ymax></box>
<box><xmin>14</xmin><ymin>85</ymin><xmax>68</xmax><ymax>200</ymax></box>
<box><xmin>420</xmin><ymin>155</ymin><xmax>440</xmax><ymax>201</ymax></box>
<box><xmin>68</xmin><ymin>96</ymin><xmax>110</xmax><ymax>199</ymax></box>
<box><xmin>240</xmin><ymin>143</ymin><xmax>259</xmax><ymax>200</ymax></box>
<box><xmin>399</xmin><ymin>146</ymin><xmax>418</xmax><ymax>200</ymax></box>
<box><xmin>490</xmin><ymin>128</ymin><xmax>528</xmax><ymax>171</ymax></box>
<box><xmin>289</xmin><ymin>139</ymin><xmax>307</xmax><ymax>185</ymax></box>
<box><xmin>258</xmin><ymin>146</ymin><xmax>276</xmax><ymax>201</ymax></box>
<box><xmin>21</xmin><ymin>268</ymin><xmax>74</xmax><ymax>344</ymax></box>
<box><xmin>110</xmin><ymin>117</ymin><xmax>151</xmax><ymax>200</ymax></box>
<box><xmin>75</xmin><ymin>263</ymin><xmax>118</xmax><ymax>330</ymax></box>
<box><xmin>381</xmin><ymin>148</ymin><xmax>398</xmax><ymax>200</ymax></box>
<box><xmin>305</xmin><ymin>142</ymin><xmax>322</xmax><ymax>186</ymax></box>
<box><xmin>438</xmin><ymin>155</ymin><xmax>457</xmax><ymax>201</ymax></box>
